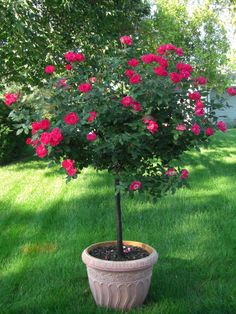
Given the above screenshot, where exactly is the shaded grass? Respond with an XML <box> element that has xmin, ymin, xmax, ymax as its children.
<box><xmin>0</xmin><ymin>130</ymin><xmax>236</xmax><ymax>313</ymax></box>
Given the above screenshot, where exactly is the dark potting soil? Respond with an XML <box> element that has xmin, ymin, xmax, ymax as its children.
<box><xmin>89</xmin><ymin>245</ymin><xmax>149</xmax><ymax>261</ymax></box>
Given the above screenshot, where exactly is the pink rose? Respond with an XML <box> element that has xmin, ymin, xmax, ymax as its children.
<box><xmin>67</xmin><ymin>167</ymin><xmax>77</xmax><ymax>176</ymax></box>
<box><xmin>147</xmin><ymin>120</ymin><xmax>159</xmax><ymax>134</ymax></box>
<box><xmin>87</xmin><ymin>131</ymin><xmax>97</xmax><ymax>142</ymax></box>
<box><xmin>26</xmin><ymin>138</ymin><xmax>32</xmax><ymax>145</ymax></box>
<box><xmin>121</xmin><ymin>96</ymin><xmax>134</xmax><ymax>107</ymax></box>
<box><xmin>62</xmin><ymin>159</ymin><xmax>75</xmax><ymax>170</ymax></box>
<box><xmin>131</xmin><ymin>102</ymin><xmax>142</xmax><ymax>111</ymax></box>
<box><xmin>166</xmin><ymin>43</ymin><xmax>176</xmax><ymax>50</ymax></box>
<box><xmin>217</xmin><ymin>121</ymin><xmax>227</xmax><ymax>132</ymax></box>
<box><xmin>74</xmin><ymin>53</ymin><xmax>85</xmax><ymax>62</ymax></box>
<box><xmin>120</xmin><ymin>36</ymin><xmax>132</xmax><ymax>46</ymax></box>
<box><xmin>170</xmin><ymin>72</ymin><xmax>182</xmax><ymax>83</ymax></box>
<box><xmin>153</xmin><ymin>66</ymin><xmax>168</xmax><ymax>76</ymax></box>
<box><xmin>125</xmin><ymin>69</ymin><xmax>135</xmax><ymax>77</ymax></box>
<box><xmin>155</xmin><ymin>56</ymin><xmax>168</xmax><ymax>68</ymax></box>
<box><xmin>195</xmin><ymin>100</ymin><xmax>204</xmax><ymax>109</ymax></box>
<box><xmin>205</xmin><ymin>127</ymin><xmax>214</xmax><ymax>136</ymax></box>
<box><xmin>175</xmin><ymin>47</ymin><xmax>184</xmax><ymax>56</ymax></box>
<box><xmin>165</xmin><ymin>168</ymin><xmax>176</xmax><ymax>176</ymax></box>
<box><xmin>78</xmin><ymin>83</ymin><xmax>92</xmax><ymax>93</ymax></box>
<box><xmin>88</xmin><ymin>77</ymin><xmax>96</xmax><ymax>83</ymax></box>
<box><xmin>195</xmin><ymin>108</ymin><xmax>204</xmax><ymax>117</ymax></box>
<box><xmin>44</xmin><ymin>65</ymin><xmax>55</xmax><ymax>74</ymax></box>
<box><xmin>4</xmin><ymin>93</ymin><xmax>19</xmax><ymax>106</ymax></box>
<box><xmin>181</xmin><ymin>169</ymin><xmax>189</xmax><ymax>179</ymax></box>
<box><xmin>40</xmin><ymin>132</ymin><xmax>51</xmax><ymax>145</ymax></box>
<box><xmin>87</xmin><ymin>111</ymin><xmax>97</xmax><ymax>122</ymax></box>
<box><xmin>50</xmin><ymin>128</ymin><xmax>63</xmax><ymax>146</ymax></box>
<box><xmin>141</xmin><ymin>54</ymin><xmax>156</xmax><ymax>64</ymax></box>
<box><xmin>180</xmin><ymin>70</ymin><xmax>191</xmax><ymax>79</ymax></box>
<box><xmin>191</xmin><ymin>123</ymin><xmax>201</xmax><ymax>135</ymax></box>
<box><xmin>129</xmin><ymin>181</ymin><xmax>141</xmax><ymax>191</ymax></box>
<box><xmin>31</xmin><ymin>139</ymin><xmax>39</xmax><ymax>147</ymax></box>
<box><xmin>196</xmin><ymin>76</ymin><xmax>207</xmax><ymax>85</ymax></box>
<box><xmin>176</xmin><ymin>62</ymin><xmax>193</xmax><ymax>73</ymax></box>
<box><xmin>31</xmin><ymin>119</ymin><xmax>50</xmax><ymax>134</ymax></box>
<box><xmin>129</xmin><ymin>74</ymin><xmax>141</xmax><ymax>84</ymax></box>
<box><xmin>156</xmin><ymin>45</ymin><xmax>167</xmax><ymax>55</ymax></box>
<box><xmin>36</xmin><ymin>145</ymin><xmax>47</xmax><ymax>158</ymax></box>
<box><xmin>128</xmin><ymin>58</ymin><xmax>139</xmax><ymax>67</ymax></box>
<box><xmin>64</xmin><ymin>112</ymin><xmax>79</xmax><ymax>125</ymax></box>
<box><xmin>189</xmin><ymin>91</ymin><xmax>201</xmax><ymax>101</ymax></box>
<box><xmin>65</xmin><ymin>64</ymin><xmax>72</xmax><ymax>71</ymax></box>
<box><xmin>64</xmin><ymin>52</ymin><xmax>77</xmax><ymax>62</ymax></box>
<box><xmin>176</xmin><ymin>124</ymin><xmax>186</xmax><ymax>131</ymax></box>
<box><xmin>226</xmin><ymin>87</ymin><xmax>236</xmax><ymax>96</ymax></box>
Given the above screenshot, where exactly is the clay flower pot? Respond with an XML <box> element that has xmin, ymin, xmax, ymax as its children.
<box><xmin>82</xmin><ymin>240</ymin><xmax>158</xmax><ymax>310</ymax></box>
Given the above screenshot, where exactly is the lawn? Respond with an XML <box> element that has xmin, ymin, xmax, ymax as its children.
<box><xmin>0</xmin><ymin>130</ymin><xmax>236</xmax><ymax>314</ymax></box>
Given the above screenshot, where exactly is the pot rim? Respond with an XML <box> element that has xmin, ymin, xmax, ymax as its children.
<box><xmin>81</xmin><ymin>240</ymin><xmax>158</xmax><ymax>272</ymax></box>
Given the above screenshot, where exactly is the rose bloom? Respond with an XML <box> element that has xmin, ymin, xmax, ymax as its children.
<box><xmin>156</xmin><ymin>44</ymin><xmax>167</xmax><ymax>55</ymax></box>
<box><xmin>170</xmin><ymin>72</ymin><xmax>182</xmax><ymax>83</ymax></box>
<box><xmin>166</xmin><ymin>43</ymin><xmax>176</xmax><ymax>50</ymax></box>
<box><xmin>155</xmin><ymin>55</ymin><xmax>168</xmax><ymax>68</ymax></box>
<box><xmin>64</xmin><ymin>112</ymin><xmax>79</xmax><ymax>125</ymax></box>
<box><xmin>165</xmin><ymin>168</ymin><xmax>176</xmax><ymax>176</ymax></box>
<box><xmin>195</xmin><ymin>108</ymin><xmax>204</xmax><ymax>117</ymax></box>
<box><xmin>125</xmin><ymin>69</ymin><xmax>135</xmax><ymax>77</ymax></box>
<box><xmin>36</xmin><ymin>145</ymin><xmax>47</xmax><ymax>158</ymax></box>
<box><xmin>128</xmin><ymin>58</ymin><xmax>139</xmax><ymax>67</ymax></box>
<box><xmin>189</xmin><ymin>91</ymin><xmax>201</xmax><ymax>101</ymax></box>
<box><xmin>67</xmin><ymin>167</ymin><xmax>77</xmax><ymax>176</ymax></box>
<box><xmin>205</xmin><ymin>127</ymin><xmax>214</xmax><ymax>137</ymax></box>
<box><xmin>195</xmin><ymin>100</ymin><xmax>204</xmax><ymax>109</ymax></box>
<box><xmin>196</xmin><ymin>76</ymin><xmax>207</xmax><ymax>85</ymax></box>
<box><xmin>31</xmin><ymin>139</ymin><xmax>39</xmax><ymax>147</ymax></box>
<box><xmin>180</xmin><ymin>70</ymin><xmax>191</xmax><ymax>79</ymax></box>
<box><xmin>65</xmin><ymin>64</ymin><xmax>72</xmax><ymax>71</ymax></box>
<box><xmin>191</xmin><ymin>123</ymin><xmax>201</xmax><ymax>135</ymax></box>
<box><xmin>64</xmin><ymin>52</ymin><xmax>77</xmax><ymax>62</ymax></box>
<box><xmin>176</xmin><ymin>124</ymin><xmax>186</xmax><ymax>131</ymax></box>
<box><xmin>175</xmin><ymin>47</ymin><xmax>184</xmax><ymax>56</ymax></box>
<box><xmin>153</xmin><ymin>66</ymin><xmax>168</xmax><ymax>76</ymax></box>
<box><xmin>181</xmin><ymin>169</ymin><xmax>189</xmax><ymax>179</ymax></box>
<box><xmin>88</xmin><ymin>111</ymin><xmax>97</xmax><ymax>122</ymax></box>
<box><xmin>41</xmin><ymin>119</ymin><xmax>50</xmax><ymax>130</ymax></box>
<box><xmin>44</xmin><ymin>65</ymin><xmax>55</xmax><ymax>74</ymax></box>
<box><xmin>50</xmin><ymin>128</ymin><xmax>63</xmax><ymax>146</ymax></box>
<box><xmin>31</xmin><ymin>119</ymin><xmax>50</xmax><ymax>134</ymax></box>
<box><xmin>89</xmin><ymin>77</ymin><xmax>96</xmax><ymax>83</ymax></box>
<box><xmin>62</xmin><ymin>159</ymin><xmax>75</xmax><ymax>170</ymax></box>
<box><xmin>131</xmin><ymin>102</ymin><xmax>142</xmax><ymax>111</ymax></box>
<box><xmin>226</xmin><ymin>87</ymin><xmax>236</xmax><ymax>96</ymax></box>
<box><xmin>4</xmin><ymin>93</ymin><xmax>19</xmax><ymax>106</ymax></box>
<box><xmin>120</xmin><ymin>35</ymin><xmax>132</xmax><ymax>45</ymax></box>
<box><xmin>121</xmin><ymin>96</ymin><xmax>134</xmax><ymax>107</ymax></box>
<box><xmin>141</xmin><ymin>54</ymin><xmax>156</xmax><ymax>64</ymax></box>
<box><xmin>147</xmin><ymin>120</ymin><xmax>159</xmax><ymax>134</ymax></box>
<box><xmin>78</xmin><ymin>83</ymin><xmax>92</xmax><ymax>93</ymax></box>
<box><xmin>40</xmin><ymin>132</ymin><xmax>51</xmax><ymax>145</ymax></box>
<box><xmin>26</xmin><ymin>138</ymin><xmax>32</xmax><ymax>145</ymax></box>
<box><xmin>74</xmin><ymin>53</ymin><xmax>85</xmax><ymax>62</ymax></box>
<box><xmin>217</xmin><ymin>121</ymin><xmax>227</xmax><ymax>132</ymax></box>
<box><xmin>129</xmin><ymin>180</ymin><xmax>141</xmax><ymax>191</ymax></box>
<box><xmin>176</xmin><ymin>62</ymin><xmax>193</xmax><ymax>73</ymax></box>
<box><xmin>87</xmin><ymin>131</ymin><xmax>97</xmax><ymax>142</ymax></box>
<box><xmin>129</xmin><ymin>74</ymin><xmax>141</xmax><ymax>84</ymax></box>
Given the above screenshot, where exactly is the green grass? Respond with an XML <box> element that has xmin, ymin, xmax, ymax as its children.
<box><xmin>0</xmin><ymin>130</ymin><xmax>236</xmax><ymax>314</ymax></box>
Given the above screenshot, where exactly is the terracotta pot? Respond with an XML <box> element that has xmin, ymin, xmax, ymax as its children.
<box><xmin>82</xmin><ymin>240</ymin><xmax>158</xmax><ymax>310</ymax></box>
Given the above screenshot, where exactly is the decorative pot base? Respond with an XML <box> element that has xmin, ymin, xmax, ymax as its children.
<box><xmin>82</xmin><ymin>240</ymin><xmax>158</xmax><ymax>310</ymax></box>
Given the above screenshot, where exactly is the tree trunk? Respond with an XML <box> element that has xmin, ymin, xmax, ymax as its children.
<box><xmin>115</xmin><ymin>178</ymin><xmax>124</xmax><ymax>257</ymax></box>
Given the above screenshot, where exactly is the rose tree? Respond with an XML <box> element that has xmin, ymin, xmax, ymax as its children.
<box><xmin>5</xmin><ymin>36</ymin><xmax>231</xmax><ymax>257</ymax></box>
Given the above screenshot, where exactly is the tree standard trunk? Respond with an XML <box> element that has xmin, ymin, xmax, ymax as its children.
<box><xmin>115</xmin><ymin>178</ymin><xmax>124</xmax><ymax>257</ymax></box>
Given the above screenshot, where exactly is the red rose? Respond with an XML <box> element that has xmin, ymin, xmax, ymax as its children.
<box><xmin>120</xmin><ymin>35</ymin><xmax>132</xmax><ymax>46</ymax></box>
<box><xmin>217</xmin><ymin>121</ymin><xmax>227</xmax><ymax>132</ymax></box>
<box><xmin>205</xmin><ymin>127</ymin><xmax>214</xmax><ymax>137</ymax></box>
<box><xmin>131</xmin><ymin>102</ymin><xmax>142</xmax><ymax>111</ymax></box>
<box><xmin>147</xmin><ymin>120</ymin><xmax>158</xmax><ymax>134</ymax></box>
<box><xmin>165</xmin><ymin>168</ymin><xmax>176</xmax><ymax>176</ymax></box>
<box><xmin>64</xmin><ymin>112</ymin><xmax>79</xmax><ymax>125</ymax></box>
<box><xmin>121</xmin><ymin>96</ymin><xmax>134</xmax><ymax>107</ymax></box>
<box><xmin>65</xmin><ymin>64</ymin><xmax>72</xmax><ymax>71</ymax></box>
<box><xmin>87</xmin><ymin>131</ymin><xmax>97</xmax><ymax>142</ymax></box>
<box><xmin>44</xmin><ymin>65</ymin><xmax>55</xmax><ymax>74</ymax></box>
<box><xmin>195</xmin><ymin>100</ymin><xmax>204</xmax><ymax>109</ymax></box>
<box><xmin>26</xmin><ymin>138</ymin><xmax>32</xmax><ymax>145</ymax></box>
<box><xmin>153</xmin><ymin>66</ymin><xmax>168</xmax><ymax>76</ymax></box>
<box><xmin>87</xmin><ymin>111</ymin><xmax>97</xmax><ymax>122</ymax></box>
<box><xmin>125</xmin><ymin>69</ymin><xmax>135</xmax><ymax>77</ymax></box>
<box><xmin>196</xmin><ymin>76</ymin><xmax>207</xmax><ymax>85</ymax></box>
<box><xmin>155</xmin><ymin>55</ymin><xmax>168</xmax><ymax>68</ymax></box>
<box><xmin>50</xmin><ymin>128</ymin><xmax>63</xmax><ymax>146</ymax></box>
<box><xmin>170</xmin><ymin>72</ymin><xmax>182</xmax><ymax>83</ymax></box>
<box><xmin>129</xmin><ymin>181</ymin><xmax>141</xmax><ymax>191</ymax></box>
<box><xmin>226</xmin><ymin>87</ymin><xmax>236</xmax><ymax>96</ymax></box>
<box><xmin>191</xmin><ymin>123</ymin><xmax>201</xmax><ymax>135</ymax></box>
<box><xmin>62</xmin><ymin>159</ymin><xmax>75</xmax><ymax>170</ymax></box>
<box><xmin>141</xmin><ymin>54</ymin><xmax>156</xmax><ymax>64</ymax></box>
<box><xmin>31</xmin><ymin>139</ymin><xmax>39</xmax><ymax>147</ymax></box>
<box><xmin>67</xmin><ymin>167</ymin><xmax>77</xmax><ymax>176</ymax></box>
<box><xmin>74</xmin><ymin>53</ymin><xmax>85</xmax><ymax>62</ymax></box>
<box><xmin>127</xmin><ymin>58</ymin><xmax>139</xmax><ymax>67</ymax></box>
<box><xmin>156</xmin><ymin>45</ymin><xmax>167</xmax><ymax>55</ymax></box>
<box><xmin>40</xmin><ymin>132</ymin><xmax>52</xmax><ymax>145</ymax></box>
<box><xmin>180</xmin><ymin>70</ymin><xmax>191</xmax><ymax>79</ymax></box>
<box><xmin>189</xmin><ymin>91</ymin><xmax>201</xmax><ymax>101</ymax></box>
<box><xmin>175</xmin><ymin>47</ymin><xmax>184</xmax><ymax>56</ymax></box>
<box><xmin>176</xmin><ymin>62</ymin><xmax>193</xmax><ymax>73</ymax></box>
<box><xmin>36</xmin><ymin>145</ymin><xmax>47</xmax><ymax>158</ymax></box>
<box><xmin>129</xmin><ymin>74</ymin><xmax>141</xmax><ymax>84</ymax></box>
<box><xmin>4</xmin><ymin>93</ymin><xmax>19</xmax><ymax>106</ymax></box>
<box><xmin>31</xmin><ymin>119</ymin><xmax>50</xmax><ymax>134</ymax></box>
<box><xmin>181</xmin><ymin>169</ymin><xmax>189</xmax><ymax>179</ymax></box>
<box><xmin>176</xmin><ymin>124</ymin><xmax>186</xmax><ymax>131</ymax></box>
<box><xmin>78</xmin><ymin>83</ymin><xmax>92</xmax><ymax>93</ymax></box>
<box><xmin>195</xmin><ymin>108</ymin><xmax>204</xmax><ymax>117</ymax></box>
<box><xmin>64</xmin><ymin>52</ymin><xmax>76</xmax><ymax>62</ymax></box>
<box><xmin>166</xmin><ymin>43</ymin><xmax>176</xmax><ymax>50</ymax></box>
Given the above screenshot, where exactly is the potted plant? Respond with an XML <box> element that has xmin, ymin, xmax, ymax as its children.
<box><xmin>3</xmin><ymin>35</ymin><xmax>233</xmax><ymax>310</ymax></box>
